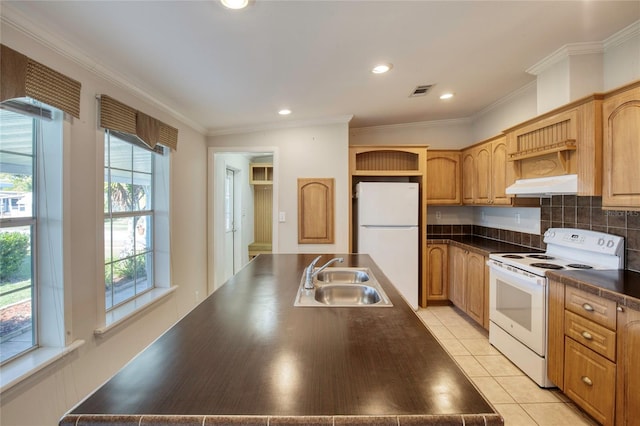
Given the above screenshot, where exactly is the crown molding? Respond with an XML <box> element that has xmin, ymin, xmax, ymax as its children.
<box><xmin>1</xmin><ymin>4</ymin><xmax>207</xmax><ymax>135</ymax></box>
<box><xmin>207</xmin><ymin>115</ymin><xmax>354</xmax><ymax>137</ymax></box>
<box><xmin>526</xmin><ymin>41</ymin><xmax>604</xmax><ymax>76</ymax></box>
<box><xmin>604</xmin><ymin>19</ymin><xmax>640</xmax><ymax>50</ymax></box>
<box><xmin>350</xmin><ymin>117</ymin><xmax>472</xmax><ymax>134</ymax></box>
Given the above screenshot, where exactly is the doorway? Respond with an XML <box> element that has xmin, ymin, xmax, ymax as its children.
<box><xmin>223</xmin><ymin>167</ymin><xmax>237</xmax><ymax>282</ymax></box>
<box><xmin>207</xmin><ymin>147</ymin><xmax>279</xmax><ymax>294</ymax></box>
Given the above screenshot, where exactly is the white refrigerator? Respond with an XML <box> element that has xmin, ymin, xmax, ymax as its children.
<box><xmin>357</xmin><ymin>182</ymin><xmax>419</xmax><ymax>310</ymax></box>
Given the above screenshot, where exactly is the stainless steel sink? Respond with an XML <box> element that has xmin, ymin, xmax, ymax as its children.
<box><xmin>294</xmin><ymin>267</ymin><xmax>392</xmax><ymax>307</ymax></box>
<box><xmin>315</xmin><ymin>269</ymin><xmax>370</xmax><ymax>283</ymax></box>
<box><xmin>314</xmin><ymin>284</ymin><xmax>381</xmax><ymax>305</ymax></box>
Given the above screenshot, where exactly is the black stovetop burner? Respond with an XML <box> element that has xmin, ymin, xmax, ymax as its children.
<box><xmin>528</xmin><ymin>254</ymin><xmax>555</xmax><ymax>260</ymax></box>
<box><xmin>530</xmin><ymin>262</ymin><xmax>565</xmax><ymax>270</ymax></box>
<box><xmin>502</xmin><ymin>254</ymin><xmax>524</xmax><ymax>259</ymax></box>
<box><xmin>567</xmin><ymin>264</ymin><xmax>594</xmax><ymax>269</ymax></box>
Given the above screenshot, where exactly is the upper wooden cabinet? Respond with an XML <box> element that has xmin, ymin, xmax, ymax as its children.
<box><xmin>602</xmin><ymin>82</ymin><xmax>640</xmax><ymax>210</ymax></box>
<box><xmin>461</xmin><ymin>135</ymin><xmax>515</xmax><ymax>206</ymax></box>
<box><xmin>461</xmin><ymin>150</ymin><xmax>475</xmax><ymax>204</ymax></box>
<box><xmin>426</xmin><ymin>151</ymin><xmax>461</xmax><ymax>205</ymax></box>
<box><xmin>349</xmin><ymin>145</ymin><xmax>426</xmax><ymax>176</ymax></box>
<box><xmin>298</xmin><ymin>178</ymin><xmax>334</xmax><ymax>244</ymax></box>
<box><xmin>250</xmin><ymin>163</ymin><xmax>273</xmax><ymax>185</ymax></box>
<box><xmin>504</xmin><ymin>94</ymin><xmax>603</xmax><ymax>196</ymax></box>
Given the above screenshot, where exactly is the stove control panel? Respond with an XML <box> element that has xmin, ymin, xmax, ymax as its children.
<box><xmin>544</xmin><ymin>228</ymin><xmax>624</xmax><ymax>256</ymax></box>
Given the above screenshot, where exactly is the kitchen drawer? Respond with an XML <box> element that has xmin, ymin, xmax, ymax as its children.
<box><xmin>565</xmin><ymin>286</ymin><xmax>616</xmax><ymax>330</ymax></box>
<box><xmin>564</xmin><ymin>337</ymin><xmax>616</xmax><ymax>426</ymax></box>
<box><xmin>565</xmin><ymin>310</ymin><xmax>616</xmax><ymax>362</ymax></box>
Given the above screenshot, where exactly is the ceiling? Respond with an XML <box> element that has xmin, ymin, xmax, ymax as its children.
<box><xmin>2</xmin><ymin>1</ymin><xmax>639</xmax><ymax>135</ymax></box>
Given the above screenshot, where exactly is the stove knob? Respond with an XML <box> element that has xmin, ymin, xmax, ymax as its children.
<box><xmin>598</xmin><ymin>238</ymin><xmax>605</xmax><ymax>246</ymax></box>
<box><xmin>607</xmin><ymin>240</ymin><xmax>615</xmax><ymax>248</ymax></box>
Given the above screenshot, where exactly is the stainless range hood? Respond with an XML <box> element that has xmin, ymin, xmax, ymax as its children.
<box><xmin>506</xmin><ymin>174</ymin><xmax>577</xmax><ymax>197</ymax></box>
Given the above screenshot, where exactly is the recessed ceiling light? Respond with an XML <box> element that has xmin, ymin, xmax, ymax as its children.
<box><xmin>221</xmin><ymin>0</ymin><xmax>248</xmax><ymax>9</ymax></box>
<box><xmin>439</xmin><ymin>93</ymin><xmax>454</xmax><ymax>100</ymax></box>
<box><xmin>278</xmin><ymin>109</ymin><xmax>292</xmax><ymax>116</ymax></box>
<box><xmin>372</xmin><ymin>63</ymin><xmax>393</xmax><ymax>74</ymax></box>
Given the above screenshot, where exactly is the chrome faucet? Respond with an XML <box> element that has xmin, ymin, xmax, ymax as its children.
<box><xmin>304</xmin><ymin>256</ymin><xmax>344</xmax><ymax>289</ymax></box>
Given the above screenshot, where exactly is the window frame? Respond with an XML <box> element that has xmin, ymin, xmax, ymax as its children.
<box><xmin>0</xmin><ymin>109</ymin><xmax>38</xmax><ymax>364</ymax></box>
<box><xmin>96</xmin><ymin>125</ymin><xmax>172</xmax><ymax>334</ymax></box>
<box><xmin>103</xmin><ymin>130</ymin><xmax>156</xmax><ymax>312</ymax></box>
<box><xmin>0</xmin><ymin>103</ymin><xmax>81</xmax><ymax>392</ymax></box>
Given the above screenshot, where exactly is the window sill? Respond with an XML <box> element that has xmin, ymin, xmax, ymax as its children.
<box><xmin>0</xmin><ymin>339</ymin><xmax>85</xmax><ymax>394</ymax></box>
<box><xmin>94</xmin><ymin>286</ymin><xmax>178</xmax><ymax>336</ymax></box>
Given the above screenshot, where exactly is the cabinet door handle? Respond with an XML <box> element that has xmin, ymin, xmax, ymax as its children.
<box><xmin>582</xmin><ymin>303</ymin><xmax>594</xmax><ymax>312</ymax></box>
<box><xmin>581</xmin><ymin>376</ymin><xmax>593</xmax><ymax>386</ymax></box>
<box><xmin>617</xmin><ymin>306</ymin><xmax>624</xmax><ymax>312</ymax></box>
<box><xmin>581</xmin><ymin>331</ymin><xmax>593</xmax><ymax>340</ymax></box>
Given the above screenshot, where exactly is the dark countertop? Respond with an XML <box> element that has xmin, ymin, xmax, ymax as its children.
<box><xmin>61</xmin><ymin>254</ymin><xmax>501</xmax><ymax>426</ymax></box>
<box><xmin>427</xmin><ymin>235</ymin><xmax>541</xmax><ymax>256</ymax></box>
<box><xmin>546</xmin><ymin>269</ymin><xmax>640</xmax><ymax>311</ymax></box>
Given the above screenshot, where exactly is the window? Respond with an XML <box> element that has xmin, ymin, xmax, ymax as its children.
<box><xmin>0</xmin><ymin>102</ymin><xmax>65</xmax><ymax>366</ymax></box>
<box><xmin>104</xmin><ymin>131</ymin><xmax>156</xmax><ymax>311</ymax></box>
<box><xmin>0</xmin><ymin>109</ymin><xmax>36</xmax><ymax>363</ymax></box>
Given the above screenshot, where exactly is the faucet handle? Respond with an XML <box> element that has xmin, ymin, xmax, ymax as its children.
<box><xmin>309</xmin><ymin>255</ymin><xmax>322</xmax><ymax>268</ymax></box>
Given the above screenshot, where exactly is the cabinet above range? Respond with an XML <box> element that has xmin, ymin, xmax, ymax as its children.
<box><xmin>503</xmin><ymin>93</ymin><xmax>604</xmax><ymax>197</ymax></box>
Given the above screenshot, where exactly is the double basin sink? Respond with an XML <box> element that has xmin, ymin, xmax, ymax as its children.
<box><xmin>294</xmin><ymin>267</ymin><xmax>393</xmax><ymax>307</ymax></box>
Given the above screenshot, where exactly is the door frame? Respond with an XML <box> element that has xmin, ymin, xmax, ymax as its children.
<box><xmin>207</xmin><ymin>146</ymin><xmax>279</xmax><ymax>295</ymax></box>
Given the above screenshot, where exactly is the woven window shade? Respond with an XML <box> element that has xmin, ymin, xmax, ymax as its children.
<box><xmin>99</xmin><ymin>95</ymin><xmax>178</xmax><ymax>151</ymax></box>
<box><xmin>1</xmin><ymin>44</ymin><xmax>81</xmax><ymax>118</ymax></box>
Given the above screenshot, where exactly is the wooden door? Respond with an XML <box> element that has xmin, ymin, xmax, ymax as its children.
<box><xmin>426</xmin><ymin>151</ymin><xmax>461</xmax><ymax>205</ymax></box>
<box><xmin>474</xmin><ymin>144</ymin><xmax>492</xmax><ymax>205</ymax></box>
<box><xmin>491</xmin><ymin>137</ymin><xmax>510</xmax><ymax>205</ymax></box>
<box><xmin>427</xmin><ymin>244</ymin><xmax>448</xmax><ymax>301</ymax></box>
<box><xmin>461</xmin><ymin>151</ymin><xmax>475</xmax><ymax>204</ymax></box>
<box><xmin>603</xmin><ymin>86</ymin><xmax>640</xmax><ymax>209</ymax></box>
<box><xmin>616</xmin><ymin>306</ymin><xmax>640</xmax><ymax>426</ymax></box>
<box><xmin>448</xmin><ymin>246</ymin><xmax>466</xmax><ymax>310</ymax></box>
<box><xmin>465</xmin><ymin>251</ymin><xmax>485</xmax><ymax>326</ymax></box>
<box><xmin>298</xmin><ymin>178</ymin><xmax>334</xmax><ymax>244</ymax></box>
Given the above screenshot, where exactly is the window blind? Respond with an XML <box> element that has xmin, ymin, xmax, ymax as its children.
<box><xmin>1</xmin><ymin>44</ymin><xmax>81</xmax><ymax>118</ymax></box>
<box><xmin>99</xmin><ymin>95</ymin><xmax>178</xmax><ymax>151</ymax></box>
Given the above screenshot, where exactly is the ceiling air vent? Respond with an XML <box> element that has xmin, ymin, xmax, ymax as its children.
<box><xmin>409</xmin><ymin>85</ymin><xmax>433</xmax><ymax>97</ymax></box>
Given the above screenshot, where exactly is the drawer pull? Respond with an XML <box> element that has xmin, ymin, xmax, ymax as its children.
<box><xmin>581</xmin><ymin>376</ymin><xmax>593</xmax><ymax>386</ymax></box>
<box><xmin>582</xmin><ymin>303</ymin><xmax>595</xmax><ymax>312</ymax></box>
<box><xmin>581</xmin><ymin>331</ymin><xmax>593</xmax><ymax>340</ymax></box>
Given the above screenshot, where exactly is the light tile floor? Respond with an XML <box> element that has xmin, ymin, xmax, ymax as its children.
<box><xmin>416</xmin><ymin>305</ymin><xmax>599</xmax><ymax>426</ymax></box>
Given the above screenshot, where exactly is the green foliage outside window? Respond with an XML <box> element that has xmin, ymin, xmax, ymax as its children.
<box><xmin>0</xmin><ymin>232</ymin><xmax>30</xmax><ymax>282</ymax></box>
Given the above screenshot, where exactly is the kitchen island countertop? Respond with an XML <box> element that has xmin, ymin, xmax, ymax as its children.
<box><xmin>60</xmin><ymin>254</ymin><xmax>501</xmax><ymax>426</ymax></box>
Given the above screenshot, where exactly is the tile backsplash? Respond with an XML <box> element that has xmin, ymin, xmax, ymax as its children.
<box><xmin>427</xmin><ymin>195</ymin><xmax>640</xmax><ymax>272</ymax></box>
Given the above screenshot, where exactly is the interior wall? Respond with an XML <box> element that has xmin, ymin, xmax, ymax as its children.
<box><xmin>208</xmin><ymin>122</ymin><xmax>350</xmax><ymax>254</ymax></box>
<box><xmin>349</xmin><ymin>119</ymin><xmax>472</xmax><ymax>149</ymax></box>
<box><xmin>0</xmin><ymin>25</ymin><xmax>208</xmax><ymax>426</ymax></box>
<box><xmin>604</xmin><ymin>25</ymin><xmax>640</xmax><ymax>89</ymax></box>
<box><xmin>470</xmin><ymin>82</ymin><xmax>538</xmax><ymax>142</ymax></box>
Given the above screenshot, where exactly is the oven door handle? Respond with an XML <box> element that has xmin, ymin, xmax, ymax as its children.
<box><xmin>487</xmin><ymin>260</ymin><xmax>546</xmax><ymax>286</ymax></box>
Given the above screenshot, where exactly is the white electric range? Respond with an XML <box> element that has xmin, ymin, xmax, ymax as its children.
<box><xmin>487</xmin><ymin>228</ymin><xmax>625</xmax><ymax>387</ymax></box>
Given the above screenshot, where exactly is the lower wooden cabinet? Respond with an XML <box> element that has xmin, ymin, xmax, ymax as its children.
<box><xmin>447</xmin><ymin>245</ymin><xmax>487</xmax><ymax>329</ymax></box>
<box><xmin>426</xmin><ymin>244</ymin><xmax>448</xmax><ymax>301</ymax></box>
<box><xmin>564</xmin><ymin>337</ymin><xmax>616</xmax><ymax>426</ymax></box>
<box><xmin>548</xmin><ymin>279</ymin><xmax>640</xmax><ymax>426</ymax></box>
<box><xmin>616</xmin><ymin>307</ymin><xmax>640</xmax><ymax>426</ymax></box>
<box><xmin>448</xmin><ymin>245</ymin><xmax>467</xmax><ymax>309</ymax></box>
<box><xmin>465</xmin><ymin>251</ymin><xmax>485</xmax><ymax>326</ymax></box>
